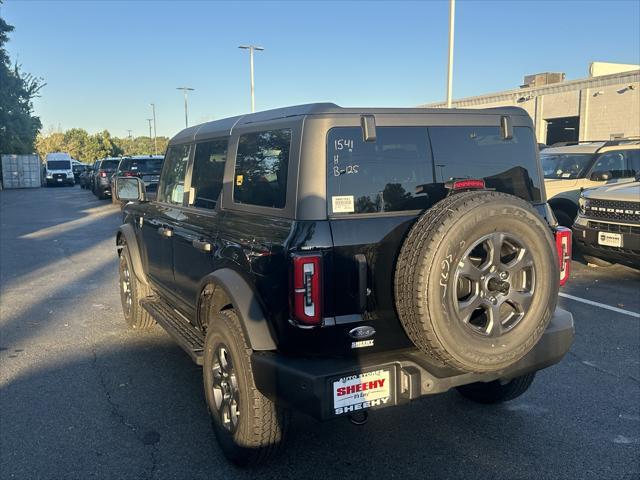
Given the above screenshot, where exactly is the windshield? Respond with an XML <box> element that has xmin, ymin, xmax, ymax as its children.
<box><xmin>100</xmin><ymin>159</ymin><xmax>120</xmax><ymax>170</ymax></box>
<box><xmin>122</xmin><ymin>158</ymin><xmax>163</xmax><ymax>173</ymax></box>
<box><xmin>47</xmin><ymin>160</ymin><xmax>71</xmax><ymax>170</ymax></box>
<box><xmin>540</xmin><ymin>153</ymin><xmax>594</xmax><ymax>179</ymax></box>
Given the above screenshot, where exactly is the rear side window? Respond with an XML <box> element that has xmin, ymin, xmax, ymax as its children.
<box><xmin>233</xmin><ymin>129</ymin><xmax>291</xmax><ymax>209</ymax></box>
<box><xmin>191</xmin><ymin>139</ymin><xmax>228</xmax><ymax>209</ymax></box>
<box><xmin>429</xmin><ymin>126</ymin><xmax>542</xmax><ymax>201</ymax></box>
<box><xmin>158</xmin><ymin>144</ymin><xmax>191</xmax><ymax>205</ymax></box>
<box><xmin>327</xmin><ymin>127</ymin><xmax>434</xmax><ymax>214</ymax></box>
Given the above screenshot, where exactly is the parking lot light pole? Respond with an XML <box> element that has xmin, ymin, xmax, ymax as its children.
<box><xmin>149</xmin><ymin>103</ymin><xmax>158</xmax><ymax>154</ymax></box>
<box><xmin>146</xmin><ymin>119</ymin><xmax>153</xmax><ymax>152</ymax></box>
<box><xmin>238</xmin><ymin>45</ymin><xmax>264</xmax><ymax>113</ymax></box>
<box><xmin>176</xmin><ymin>87</ymin><xmax>195</xmax><ymax>127</ymax></box>
<box><xmin>446</xmin><ymin>0</ymin><xmax>455</xmax><ymax>108</ymax></box>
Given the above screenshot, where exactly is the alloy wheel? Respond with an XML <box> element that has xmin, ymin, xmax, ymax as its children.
<box><xmin>211</xmin><ymin>345</ymin><xmax>240</xmax><ymax>433</ymax></box>
<box><xmin>453</xmin><ymin>232</ymin><xmax>536</xmax><ymax>337</ymax></box>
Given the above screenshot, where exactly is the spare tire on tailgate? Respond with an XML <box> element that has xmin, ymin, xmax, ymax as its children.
<box><xmin>394</xmin><ymin>191</ymin><xmax>558</xmax><ymax>373</ymax></box>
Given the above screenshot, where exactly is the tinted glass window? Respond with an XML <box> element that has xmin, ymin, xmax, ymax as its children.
<box><xmin>233</xmin><ymin>129</ymin><xmax>291</xmax><ymax>208</ymax></box>
<box><xmin>191</xmin><ymin>139</ymin><xmax>228</xmax><ymax>209</ymax></box>
<box><xmin>100</xmin><ymin>159</ymin><xmax>120</xmax><ymax>170</ymax></box>
<box><xmin>627</xmin><ymin>150</ymin><xmax>640</xmax><ymax>175</ymax></box>
<box><xmin>158</xmin><ymin>144</ymin><xmax>190</xmax><ymax>205</ymax></box>
<box><xmin>540</xmin><ymin>153</ymin><xmax>594</xmax><ymax>179</ymax></box>
<box><xmin>591</xmin><ymin>149</ymin><xmax>639</xmax><ymax>179</ymax></box>
<box><xmin>47</xmin><ymin>161</ymin><xmax>71</xmax><ymax>170</ymax></box>
<box><xmin>429</xmin><ymin>126</ymin><xmax>541</xmax><ymax>201</ymax></box>
<box><xmin>327</xmin><ymin>127</ymin><xmax>434</xmax><ymax>214</ymax></box>
<box><xmin>120</xmin><ymin>157</ymin><xmax>163</xmax><ymax>173</ymax></box>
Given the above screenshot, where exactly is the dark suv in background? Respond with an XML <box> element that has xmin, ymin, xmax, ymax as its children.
<box><xmin>114</xmin><ymin>104</ymin><xmax>574</xmax><ymax>466</ymax></box>
<box><xmin>91</xmin><ymin>157</ymin><xmax>120</xmax><ymax>199</ymax></box>
<box><xmin>111</xmin><ymin>155</ymin><xmax>164</xmax><ymax>202</ymax></box>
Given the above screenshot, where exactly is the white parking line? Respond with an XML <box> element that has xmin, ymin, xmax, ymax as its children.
<box><xmin>559</xmin><ymin>292</ymin><xmax>640</xmax><ymax>318</ymax></box>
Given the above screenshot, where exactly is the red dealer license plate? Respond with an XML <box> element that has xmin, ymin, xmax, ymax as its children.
<box><xmin>333</xmin><ymin>369</ymin><xmax>393</xmax><ymax>416</ymax></box>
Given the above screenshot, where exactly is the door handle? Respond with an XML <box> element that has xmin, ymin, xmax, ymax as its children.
<box><xmin>157</xmin><ymin>226</ymin><xmax>173</xmax><ymax>238</ymax></box>
<box><xmin>192</xmin><ymin>239</ymin><xmax>212</xmax><ymax>252</ymax></box>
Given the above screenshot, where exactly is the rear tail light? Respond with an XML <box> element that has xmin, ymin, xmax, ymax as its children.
<box><xmin>123</xmin><ymin>171</ymin><xmax>135</xmax><ymax>177</ymax></box>
<box><xmin>555</xmin><ymin>227</ymin><xmax>572</xmax><ymax>286</ymax></box>
<box><xmin>291</xmin><ymin>253</ymin><xmax>322</xmax><ymax>325</ymax></box>
<box><xmin>99</xmin><ymin>171</ymin><xmax>107</xmax><ymax>178</ymax></box>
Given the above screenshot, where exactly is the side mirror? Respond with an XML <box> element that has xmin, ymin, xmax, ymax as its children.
<box><xmin>115</xmin><ymin>177</ymin><xmax>146</xmax><ymax>202</ymax></box>
<box><xmin>590</xmin><ymin>170</ymin><xmax>611</xmax><ymax>182</ymax></box>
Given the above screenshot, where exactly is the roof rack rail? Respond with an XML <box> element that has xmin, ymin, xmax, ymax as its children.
<box><xmin>550</xmin><ymin>137</ymin><xmax>640</xmax><ymax>149</ymax></box>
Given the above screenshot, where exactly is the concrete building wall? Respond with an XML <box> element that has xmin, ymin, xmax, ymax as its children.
<box><xmin>421</xmin><ymin>70</ymin><xmax>640</xmax><ymax>144</ymax></box>
<box><xmin>584</xmin><ymin>83</ymin><xmax>640</xmax><ymax>140</ymax></box>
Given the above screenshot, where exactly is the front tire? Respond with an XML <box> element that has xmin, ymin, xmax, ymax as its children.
<box><xmin>203</xmin><ymin>310</ymin><xmax>289</xmax><ymax>466</ymax></box>
<box><xmin>118</xmin><ymin>244</ymin><xmax>155</xmax><ymax>329</ymax></box>
<box><xmin>456</xmin><ymin>373</ymin><xmax>536</xmax><ymax>404</ymax></box>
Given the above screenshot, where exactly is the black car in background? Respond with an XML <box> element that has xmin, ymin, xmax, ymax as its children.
<box><xmin>91</xmin><ymin>158</ymin><xmax>120</xmax><ymax>199</ymax></box>
<box><xmin>111</xmin><ymin>155</ymin><xmax>164</xmax><ymax>201</ymax></box>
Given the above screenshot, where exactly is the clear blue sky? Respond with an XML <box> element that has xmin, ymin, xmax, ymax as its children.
<box><xmin>3</xmin><ymin>0</ymin><xmax>639</xmax><ymax>138</ymax></box>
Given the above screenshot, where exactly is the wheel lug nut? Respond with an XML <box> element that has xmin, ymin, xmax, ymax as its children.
<box><xmin>499</xmin><ymin>271</ymin><xmax>508</xmax><ymax>280</ymax></box>
<box><xmin>488</xmin><ymin>296</ymin><xmax>497</xmax><ymax>304</ymax></box>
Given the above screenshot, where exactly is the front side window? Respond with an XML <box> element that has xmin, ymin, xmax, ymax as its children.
<box><xmin>158</xmin><ymin>144</ymin><xmax>190</xmax><ymax>205</ymax></box>
<box><xmin>327</xmin><ymin>127</ymin><xmax>433</xmax><ymax>214</ymax></box>
<box><xmin>233</xmin><ymin>129</ymin><xmax>291</xmax><ymax>208</ymax></box>
<box><xmin>430</xmin><ymin>126</ymin><xmax>542</xmax><ymax>201</ymax></box>
<box><xmin>191</xmin><ymin>139</ymin><xmax>228</xmax><ymax>209</ymax></box>
<box><xmin>590</xmin><ymin>150</ymin><xmax>638</xmax><ymax>179</ymax></box>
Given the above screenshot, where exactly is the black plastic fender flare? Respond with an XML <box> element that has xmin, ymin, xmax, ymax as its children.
<box><xmin>198</xmin><ymin>269</ymin><xmax>278</xmax><ymax>351</ymax></box>
<box><xmin>116</xmin><ymin>224</ymin><xmax>148</xmax><ymax>286</ymax></box>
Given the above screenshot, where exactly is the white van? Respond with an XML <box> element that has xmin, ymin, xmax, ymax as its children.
<box><xmin>44</xmin><ymin>152</ymin><xmax>75</xmax><ymax>186</ymax></box>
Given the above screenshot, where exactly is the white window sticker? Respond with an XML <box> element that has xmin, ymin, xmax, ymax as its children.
<box><xmin>332</xmin><ymin>195</ymin><xmax>355</xmax><ymax>213</ymax></box>
<box><xmin>333</xmin><ymin>370</ymin><xmax>391</xmax><ymax>415</ymax></box>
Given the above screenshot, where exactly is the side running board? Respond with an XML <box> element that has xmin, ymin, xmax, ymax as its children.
<box><xmin>140</xmin><ymin>297</ymin><xmax>204</xmax><ymax>365</ymax></box>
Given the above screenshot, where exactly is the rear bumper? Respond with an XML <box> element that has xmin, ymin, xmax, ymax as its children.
<box><xmin>252</xmin><ymin>308</ymin><xmax>574</xmax><ymax>420</ymax></box>
<box><xmin>573</xmin><ymin>219</ymin><xmax>640</xmax><ymax>265</ymax></box>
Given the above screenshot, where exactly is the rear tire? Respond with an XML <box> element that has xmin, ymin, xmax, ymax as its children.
<box><xmin>203</xmin><ymin>310</ymin><xmax>289</xmax><ymax>466</ymax></box>
<box><xmin>118</xmin><ymin>244</ymin><xmax>155</xmax><ymax>329</ymax></box>
<box><xmin>456</xmin><ymin>373</ymin><xmax>536</xmax><ymax>404</ymax></box>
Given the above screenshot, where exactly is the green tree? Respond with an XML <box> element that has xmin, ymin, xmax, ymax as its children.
<box><xmin>35</xmin><ymin>132</ymin><xmax>65</xmax><ymax>159</ymax></box>
<box><xmin>63</xmin><ymin>128</ymin><xmax>89</xmax><ymax>159</ymax></box>
<box><xmin>0</xmin><ymin>14</ymin><xmax>44</xmax><ymax>154</ymax></box>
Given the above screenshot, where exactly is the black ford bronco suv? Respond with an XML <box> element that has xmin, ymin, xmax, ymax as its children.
<box><xmin>114</xmin><ymin>104</ymin><xmax>575</xmax><ymax>466</ymax></box>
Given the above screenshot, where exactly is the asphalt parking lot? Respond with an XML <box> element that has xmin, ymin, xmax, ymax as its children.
<box><xmin>1</xmin><ymin>186</ymin><xmax>638</xmax><ymax>480</ymax></box>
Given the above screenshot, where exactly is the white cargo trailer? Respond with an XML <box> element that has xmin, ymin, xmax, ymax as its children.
<box><xmin>1</xmin><ymin>154</ymin><xmax>42</xmax><ymax>189</ymax></box>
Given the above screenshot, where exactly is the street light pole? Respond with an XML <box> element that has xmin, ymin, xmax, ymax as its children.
<box><xmin>446</xmin><ymin>0</ymin><xmax>456</xmax><ymax>108</ymax></box>
<box><xmin>149</xmin><ymin>103</ymin><xmax>157</xmax><ymax>154</ymax></box>
<box><xmin>176</xmin><ymin>87</ymin><xmax>195</xmax><ymax>127</ymax></box>
<box><xmin>146</xmin><ymin>119</ymin><xmax>153</xmax><ymax>153</ymax></box>
<box><xmin>238</xmin><ymin>45</ymin><xmax>264</xmax><ymax>112</ymax></box>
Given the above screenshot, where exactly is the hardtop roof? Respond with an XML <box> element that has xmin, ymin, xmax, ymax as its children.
<box><xmin>170</xmin><ymin>103</ymin><xmax>529</xmax><ymax>145</ymax></box>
